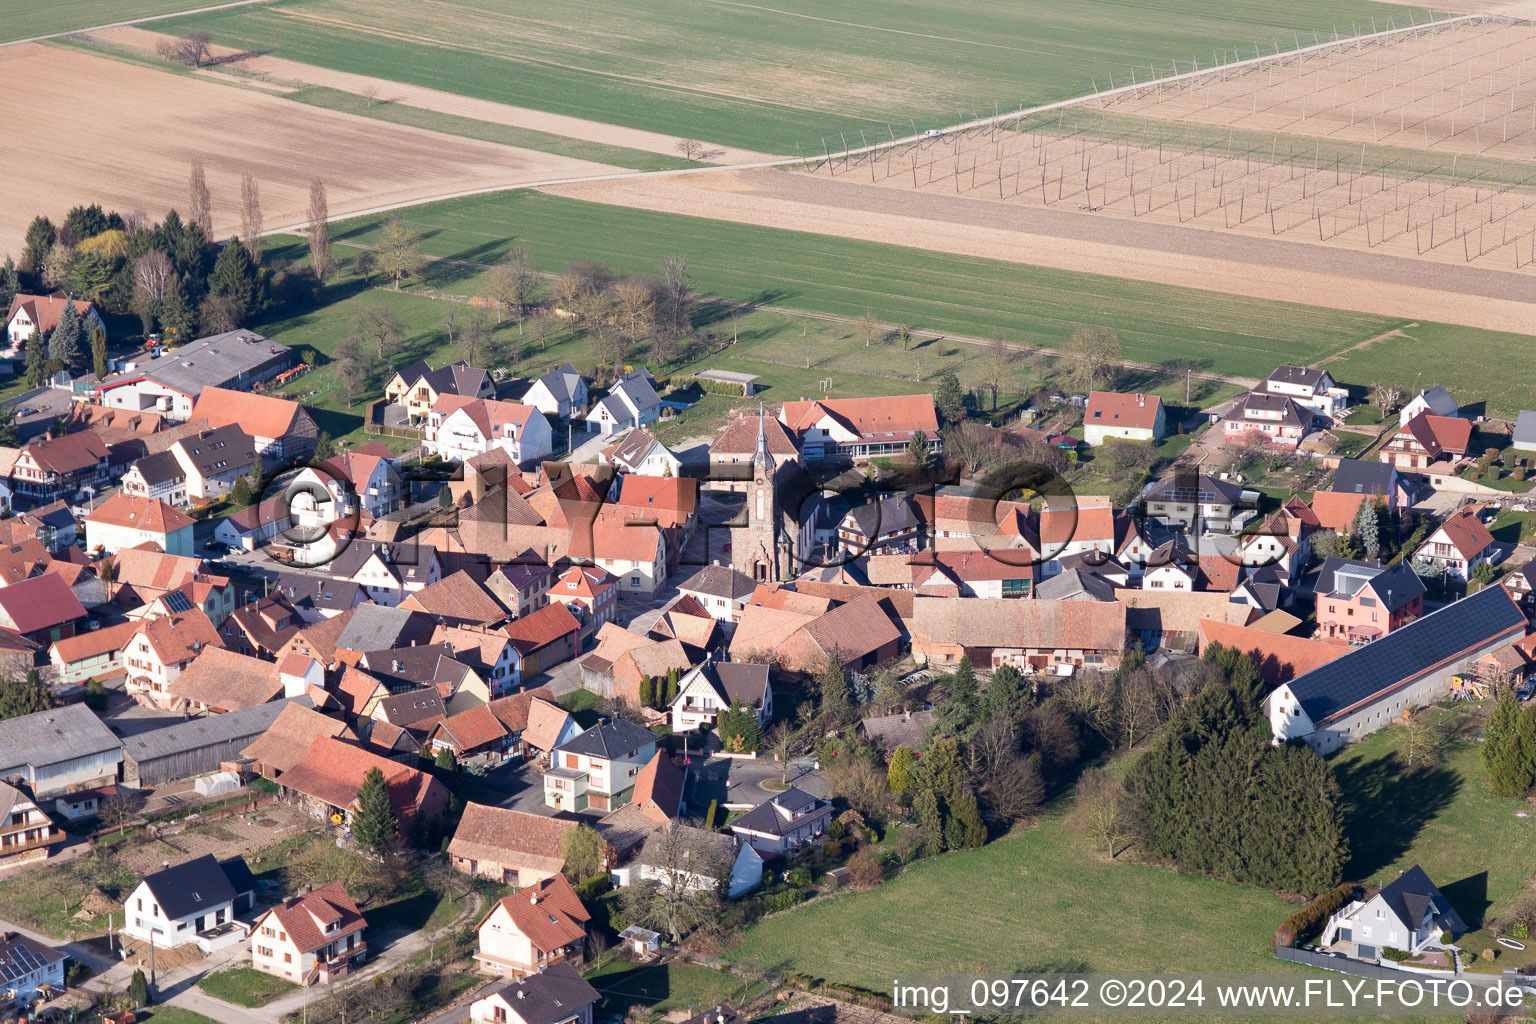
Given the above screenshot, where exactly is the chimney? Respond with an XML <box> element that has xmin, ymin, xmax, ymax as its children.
<box><xmin>162</xmin><ymin>860</ymin><xmax>170</xmax><ymax>870</ymax></box>
<box><xmin>1138</xmin><ymin>394</ymin><xmax>1145</xmax><ymax>407</ymax></box>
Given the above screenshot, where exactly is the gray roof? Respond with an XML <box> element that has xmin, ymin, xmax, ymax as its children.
<box><xmin>418</xmin><ymin>361</ymin><xmax>489</xmax><ymax>399</ymax></box>
<box><xmin>1331</xmin><ymin>459</ymin><xmax>1397</xmax><ymax>497</ymax></box>
<box><xmin>611</xmin><ymin>429</ymin><xmax>664</xmax><ymax>468</ymax></box>
<box><xmin>103</xmin><ymin>330</ymin><xmax>289</xmax><ymax>395</ymax></box>
<box><xmin>844</xmin><ymin>495</ymin><xmax>921</xmax><ymax>539</ymax></box>
<box><xmin>1516</xmin><ymin>410</ymin><xmax>1536</xmax><ymax>447</ymax></box>
<box><xmin>678</xmin><ymin>564</ymin><xmax>756</xmax><ymax>602</ymax></box>
<box><xmin>487</xmin><ymin>962</ymin><xmax>598</xmax><ymax>1024</ymax></box>
<box><xmin>1144</xmin><ymin>473</ymin><xmax>1244</xmax><ymax>505</ymax></box>
<box><xmin>362</xmin><ymin>644</ymin><xmax>463</xmax><ymax>689</ymax></box>
<box><xmin>173</xmin><ymin>424</ymin><xmax>258</xmax><ymax>476</ymax></box>
<box><xmin>692</xmin><ymin>660</ymin><xmax>770</xmax><ymax>708</ymax></box>
<box><xmin>273</xmin><ymin>574</ymin><xmax>364</xmax><ymax>613</ymax></box>
<box><xmin>637</xmin><ymin>822</ymin><xmax>735</xmax><ymax>871</ymax></box>
<box><xmin>333</xmin><ymin>603</ymin><xmax>435</xmax><ymax>654</ymax></box>
<box><xmin>139</xmin><ymin>853</ymin><xmax>255</xmax><ymax>922</ymax></box>
<box><xmin>0</xmin><ymin>704</ymin><xmax>121</xmax><ymax>773</ymax></box>
<box><xmin>613</xmin><ymin>372</ymin><xmax>661</xmax><ymax>413</ymax></box>
<box><xmin>1284</xmin><ymin>585</ymin><xmax>1527</xmax><ymax>724</ymax></box>
<box><xmin>0</xmin><ymin>931</ymin><xmax>65</xmax><ymax>985</ymax></box>
<box><xmin>374</xmin><ymin>685</ymin><xmax>446</xmax><ymax>726</ymax></box>
<box><xmin>1035</xmin><ymin>568</ymin><xmax>1116</xmax><ymax>602</ymax></box>
<box><xmin>1265</xmin><ymin>364</ymin><xmax>1329</xmax><ymax>390</ymax></box>
<box><xmin>1373</xmin><ymin>865</ymin><xmax>1466</xmax><ymax>936</ymax></box>
<box><xmin>730</xmin><ymin>786</ymin><xmax>826</xmax><ymax>837</ymax></box>
<box><xmin>1417</xmin><ymin>386</ymin><xmax>1460</xmax><ymax>418</ymax></box>
<box><xmin>121</xmin><ymin>697</ymin><xmax>309</xmax><ymax>764</ymax></box>
<box><xmin>858</xmin><ymin>709</ymin><xmax>934</xmax><ymax>751</ymax></box>
<box><xmin>555</xmin><ymin>716</ymin><xmax>655</xmax><ymax>760</ymax></box>
<box><xmin>130</xmin><ymin>450</ymin><xmax>185</xmax><ymax>487</ymax></box>
<box><xmin>328</xmin><ymin>539</ymin><xmax>438</xmax><ymax>584</ymax></box>
<box><xmin>1232</xmin><ymin>391</ymin><xmax>1309</xmax><ymax>427</ymax></box>
<box><xmin>1322</xmin><ymin>559</ymin><xmax>1424</xmax><ymax>611</ymax></box>
<box><xmin>535</xmin><ymin>364</ymin><xmax>583</xmax><ymax>405</ymax></box>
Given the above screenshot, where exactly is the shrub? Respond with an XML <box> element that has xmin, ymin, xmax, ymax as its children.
<box><xmin>820</xmin><ymin>839</ymin><xmax>839</xmax><ymax>860</ymax></box>
<box><xmin>1513</xmin><ymin>922</ymin><xmax>1530</xmax><ymax>941</ymax></box>
<box><xmin>826</xmin><ymin>820</ymin><xmax>846</xmax><ymax>841</ymax></box>
<box><xmin>763</xmin><ymin>888</ymin><xmax>804</xmax><ymax>913</ymax></box>
<box><xmin>786</xmin><ymin>868</ymin><xmax>812</xmax><ymax>889</ymax></box>
<box><xmin>1274</xmin><ymin>883</ymin><xmax>1357</xmax><ymax>948</ymax></box>
<box><xmin>847</xmin><ymin>849</ymin><xmax>885</xmax><ymax>890</ymax></box>
<box><xmin>1441</xmin><ymin>930</ymin><xmax>1455</xmax><ymax>946</ymax></box>
<box><xmin>574</xmin><ymin>874</ymin><xmax>612</xmax><ymax>901</ymax></box>
<box><xmin>1484</xmin><ymin>948</ymin><xmax>1499</xmax><ymax>962</ymax></box>
<box><xmin>704</xmin><ymin>799</ymin><xmax>718</xmax><ymax>830</ymax></box>
<box><xmin>1381</xmin><ymin>947</ymin><xmax>1413</xmax><ymax>963</ymax></box>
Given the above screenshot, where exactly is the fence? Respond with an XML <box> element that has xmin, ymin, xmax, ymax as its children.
<box><xmin>1274</xmin><ymin>945</ymin><xmax>1416</xmax><ymax>980</ymax></box>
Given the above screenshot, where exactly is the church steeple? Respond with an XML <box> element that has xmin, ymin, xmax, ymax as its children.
<box><xmin>752</xmin><ymin>403</ymin><xmax>775</xmax><ymax>476</ymax></box>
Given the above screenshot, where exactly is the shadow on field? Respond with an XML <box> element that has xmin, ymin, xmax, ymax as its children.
<box><xmin>1335</xmin><ymin>752</ymin><xmax>1459</xmax><ymax>883</ymax></box>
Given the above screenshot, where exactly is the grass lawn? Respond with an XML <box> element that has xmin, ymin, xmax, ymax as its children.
<box><xmin>142</xmin><ymin>1010</ymin><xmax>224</xmax><ymax>1024</ymax></box>
<box><xmin>586</xmin><ymin>956</ymin><xmax>764</xmax><ymax>1019</ymax></box>
<box><xmin>164</xmin><ymin>0</ymin><xmax>1429</xmax><ymax>153</ymax></box>
<box><xmin>1491</xmin><ymin>510</ymin><xmax>1536</xmax><ymax>546</ymax></box>
<box><xmin>324</xmin><ymin>190</ymin><xmax>1404</xmax><ymax>383</ymax></box>
<box><xmin>1324</xmin><ymin>321</ymin><xmax>1536</xmax><ymax>421</ymax></box>
<box><xmin>0</xmin><ymin>855</ymin><xmax>139</xmax><ymax>940</ymax></box>
<box><xmin>558</xmin><ymin>688</ymin><xmax>603</xmax><ymax>728</ymax></box>
<box><xmin>196</xmin><ymin>963</ymin><xmax>299</xmax><ymax>1007</ymax></box>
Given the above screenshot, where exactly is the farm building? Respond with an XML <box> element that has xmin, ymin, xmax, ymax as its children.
<box><xmin>120</xmin><ymin>697</ymin><xmax>312</xmax><ymax>788</ymax></box>
<box><xmin>94</xmin><ymin>330</ymin><xmax>293</xmax><ymax>422</ymax></box>
<box><xmin>0</xmin><ymin>704</ymin><xmax>122</xmax><ymax>798</ymax></box>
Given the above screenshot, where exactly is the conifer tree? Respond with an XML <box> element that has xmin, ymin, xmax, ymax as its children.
<box><xmin>913</xmin><ymin>788</ymin><xmax>943</xmax><ymax>855</ymax></box>
<box><xmin>951</xmin><ymin>788</ymin><xmax>987</xmax><ymax>848</ymax></box>
<box><xmin>1484</xmin><ymin>688</ymin><xmax>1536</xmax><ymax>798</ymax></box>
<box><xmin>24</xmin><ymin>332</ymin><xmax>47</xmax><ymax>388</ymax></box>
<box><xmin>160</xmin><ymin>273</ymin><xmax>196</xmax><ymax>343</ymax></box>
<box><xmin>352</xmin><ymin>766</ymin><xmax>398</xmax><ymax>856</ymax></box>
<box><xmin>1355</xmin><ymin>498</ymin><xmax>1382</xmax><ymax>561</ymax></box>
<box><xmin>819</xmin><ymin>648</ymin><xmax>850</xmax><ymax>721</ymax></box>
<box><xmin>639</xmin><ymin>676</ymin><xmax>653</xmax><ymax>708</ymax></box>
<box><xmin>887</xmin><ymin>745</ymin><xmax>915</xmax><ymax>796</ymax></box>
<box><xmin>90</xmin><ymin>322</ymin><xmax>108</xmax><ymax>380</ymax></box>
<box><xmin>49</xmin><ymin>299</ymin><xmax>81</xmax><ymax>367</ymax></box>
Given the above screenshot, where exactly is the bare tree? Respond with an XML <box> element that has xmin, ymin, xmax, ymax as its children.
<box><xmin>764</xmin><ymin>722</ymin><xmax>798</xmax><ymax>783</ymax></box>
<box><xmin>1395</xmin><ymin>708</ymin><xmax>1444</xmax><ymax>771</ymax></box>
<box><xmin>157</xmin><ymin>29</ymin><xmax>213</xmax><ymax>68</ymax></box>
<box><xmin>131</xmin><ymin>250</ymin><xmax>173</xmax><ymax>311</ymax></box>
<box><xmin>198</xmin><ymin>293</ymin><xmax>243</xmax><ymax>334</ymax></box>
<box><xmin>658</xmin><ymin>254</ymin><xmax>694</xmax><ymax>336</ymax></box>
<box><xmin>333</xmin><ymin>334</ymin><xmax>371</xmax><ymax>409</ymax></box>
<box><xmin>859</xmin><ymin>309</ymin><xmax>880</xmax><ymax>348</ymax></box>
<box><xmin>485</xmin><ymin>247</ymin><xmax>540</xmax><ymax>327</ymax></box>
<box><xmin>351</xmin><ymin>304</ymin><xmax>407</xmax><ymax>361</ymax></box>
<box><xmin>1370</xmin><ymin>381</ymin><xmax>1405</xmax><ymax>415</ymax></box>
<box><xmin>978</xmin><ymin>332</ymin><xmax>1010</xmax><ymax>412</ymax></box>
<box><xmin>306</xmin><ymin>178</ymin><xmax>334</xmax><ymax>283</ymax></box>
<box><xmin>41</xmin><ymin>243</ymin><xmax>72</xmax><ymax>290</ymax></box>
<box><xmin>1068</xmin><ymin>767</ymin><xmax>1136</xmax><ymax>859</ymax></box>
<box><xmin>99</xmin><ymin>790</ymin><xmax>147</xmax><ymax>837</ymax></box>
<box><xmin>375</xmin><ymin>217</ymin><xmax>425</xmax><ymax>291</ymax></box>
<box><xmin>1062</xmin><ymin>325</ymin><xmax>1122</xmax><ymax>395</ymax></box>
<box><xmin>240</xmin><ymin>172</ymin><xmax>263</xmax><ymax>262</ymax></box>
<box><xmin>188</xmin><ymin>159</ymin><xmax>213</xmax><ymax>237</ymax></box>
<box><xmin>459</xmin><ymin>307</ymin><xmax>492</xmax><ymax>367</ymax></box>
<box><xmin>613</xmin><ymin>280</ymin><xmax>656</xmax><ymax>348</ymax></box>
<box><xmin>675</xmin><ymin>138</ymin><xmax>704</xmax><ymax>160</ymax></box>
<box><xmin>617</xmin><ymin>824</ymin><xmax>726</xmax><ymax>939</ymax></box>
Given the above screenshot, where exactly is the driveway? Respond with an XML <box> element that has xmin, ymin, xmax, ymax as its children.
<box><xmin>685</xmin><ymin>755</ymin><xmax>829</xmax><ymax>812</ymax></box>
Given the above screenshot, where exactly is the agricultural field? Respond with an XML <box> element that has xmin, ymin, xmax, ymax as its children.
<box><xmin>326</xmin><ymin>190</ymin><xmax>1399</xmax><ymax>382</ymax></box>
<box><xmin>1322</xmin><ymin>321</ymin><xmax>1536</xmax><ymax>419</ymax></box>
<box><xmin>161</xmin><ymin>0</ymin><xmax>1433</xmax><ymax>154</ymax></box>
<box><xmin>0</xmin><ymin>42</ymin><xmax>620</xmax><ymax>254</ymax></box>
<box><xmin>0</xmin><ymin>0</ymin><xmax>221</xmax><ymax>42</ymax></box>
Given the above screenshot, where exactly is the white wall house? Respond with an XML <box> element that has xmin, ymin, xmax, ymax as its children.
<box><xmin>669</xmin><ymin>660</ymin><xmax>772</xmax><ymax>733</ymax></box>
<box><xmin>584</xmin><ymin>371</ymin><xmax>662</xmax><ymax>437</ymax></box>
<box><xmin>523</xmin><ymin>365</ymin><xmax>588</xmax><ymax>421</ymax></box>
<box><xmin>425</xmin><ymin>398</ymin><xmax>552</xmax><ymax>466</ymax></box>
<box><xmin>1260</xmin><ymin>364</ymin><xmax>1350</xmax><ymax>420</ymax></box>
<box><xmin>121</xmin><ymin>854</ymin><xmax>256</xmax><ymax>949</ymax></box>
<box><xmin>1318</xmin><ymin>866</ymin><xmax>1465</xmax><ymax>961</ymax></box>
<box><xmin>544</xmin><ymin>717</ymin><xmax>657</xmax><ymax>813</ymax></box>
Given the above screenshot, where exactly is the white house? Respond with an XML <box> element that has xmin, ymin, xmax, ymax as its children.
<box><xmin>728</xmin><ymin>787</ymin><xmax>833</xmax><ymax>856</ymax></box>
<box><xmin>473</xmin><ymin>874</ymin><xmax>589</xmax><ymax>976</ymax></box>
<box><xmin>250</xmin><ymin>882</ymin><xmax>367</xmax><ymax>987</ymax></box>
<box><xmin>602</xmin><ymin>429</ymin><xmax>681</xmax><ymax>478</ymax></box>
<box><xmin>674</xmin><ymin>565</ymin><xmax>755</xmax><ymax>623</ymax></box>
<box><xmin>121</xmin><ymin>854</ymin><xmax>257</xmax><ymax>949</ymax></box>
<box><xmin>544</xmin><ymin>716</ymin><xmax>657</xmax><ymax>813</ymax></box>
<box><xmin>669</xmin><ymin>658</ymin><xmax>772</xmax><ymax>733</ymax></box>
<box><xmin>1413</xmin><ymin>506</ymin><xmax>1497</xmax><ymax>582</ymax></box>
<box><xmin>0</xmin><ymin>932</ymin><xmax>67</xmax><ymax>1014</ymax></box>
<box><xmin>425</xmin><ymin>397</ymin><xmax>552</xmax><ymax>466</ymax></box>
<box><xmin>1399</xmin><ymin>385</ymin><xmax>1460</xmax><ymax>427</ymax></box>
<box><xmin>120</xmin><ymin>451</ymin><xmax>189</xmax><ymax>507</ymax></box>
<box><xmin>5</xmin><ymin>294</ymin><xmax>104</xmax><ymax>352</ymax></box>
<box><xmin>83</xmin><ymin>494</ymin><xmax>195</xmax><ymax>557</ymax></box>
<box><xmin>1082</xmin><ymin>392</ymin><xmax>1165</xmax><ymax>447</ymax></box>
<box><xmin>584</xmin><ymin>370</ymin><xmax>662</xmax><ymax>437</ymax></box>
<box><xmin>1319</xmin><ymin>866</ymin><xmax>1465</xmax><ymax>961</ymax></box>
<box><xmin>1260</xmin><ymin>364</ymin><xmax>1350</xmax><ymax>420</ymax></box>
<box><xmin>523</xmin><ymin>364</ymin><xmax>588</xmax><ymax>421</ymax></box>
<box><xmin>468</xmin><ymin>963</ymin><xmax>599</xmax><ymax>1024</ymax></box>
<box><xmin>169</xmin><ymin>425</ymin><xmax>259</xmax><ymax>502</ymax></box>
<box><xmin>634</xmin><ymin>822</ymin><xmax>763</xmax><ymax>900</ymax></box>
<box><xmin>0</xmin><ymin>780</ymin><xmax>63</xmax><ymax>870</ymax></box>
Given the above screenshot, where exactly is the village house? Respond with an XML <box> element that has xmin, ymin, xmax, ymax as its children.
<box><xmin>1504</xmin><ymin>560</ymin><xmax>1536</xmax><ymax>617</ymax></box>
<box><xmin>1140</xmin><ymin>473</ymin><xmax>1251</xmax><ymax>532</ymax></box>
<box><xmin>1313</xmin><ymin>559</ymin><xmax>1425</xmax><ymax>646</ymax></box>
<box><xmin>729</xmin><ymin>787</ymin><xmax>834</xmax><ymax>856</ymax></box>
<box><xmin>911</xmin><ymin>596</ymin><xmax>1125</xmax><ymax>672</ymax></box>
<box><xmin>708</xmin><ymin>410</ymin><xmax>799</xmax><ymax>491</ymax></box>
<box><xmin>670</xmin><ymin>657</ymin><xmax>772</xmax><ymax>733</ymax></box>
<box><xmin>585</xmin><ymin>369</ymin><xmax>662</xmax><ymax>436</ymax></box>
<box><xmin>473</xmin><ymin>874</ymin><xmax>590</xmax><ymax>977</ymax></box>
<box><xmin>327</xmin><ymin>540</ymin><xmax>442</xmax><ymax>606</ymax></box>
<box><xmin>167</xmin><ymin>425</ymin><xmax>260</xmax><ymax>503</ymax></box>
<box><xmin>675</xmin><ymin>565</ymin><xmax>755</xmax><ymax>623</ymax></box>
<box><xmin>1219</xmin><ymin>392</ymin><xmax>1312</xmax><ymax>449</ymax></box>
<box><xmin>385</xmin><ymin>360</ymin><xmax>496</xmax><ymax>420</ymax></box>
<box><xmin>633</xmin><ymin>822</ymin><xmax>763</xmax><ymax>899</ymax></box>
<box><xmin>278</xmin><ymin>736</ymin><xmax>449</xmax><ymax>836</ymax></box>
<box><xmin>250</xmin><ymin>882</ymin><xmax>367</xmax><ymax>987</ymax></box>
<box><xmin>467</xmin><ymin>962</ymin><xmax>599</xmax><ymax>1024</ymax></box>
<box><xmin>49</xmin><ymin>619</ymin><xmax>140</xmax><ymax>683</ymax></box>
<box><xmin>545</xmin><ymin>716</ymin><xmax>657</xmax><ymax>813</ymax></box>
<box><xmin>523</xmin><ymin>365</ymin><xmax>589</xmax><ymax>421</ymax></box>
<box><xmin>401</xmin><ymin>571</ymin><xmax>508</xmax><ymax>628</ymax></box>
<box><xmin>10</xmin><ymin>431</ymin><xmax>110</xmax><ymax>502</ymax></box>
<box><xmin>1082</xmin><ymin>392</ymin><xmax>1166</xmax><ymax>446</ymax></box>
<box><xmin>483</xmin><ymin>556</ymin><xmax>557</xmax><ymax>620</ymax></box>
<box><xmin>1319</xmin><ymin>866</ymin><xmax>1466</xmax><ymax>961</ymax></box>
<box><xmin>499</xmin><ymin>602</ymin><xmax>583</xmax><ymax>688</ymax></box>
<box><xmin>272</xmin><ymin>574</ymin><xmax>369</xmax><ymax>623</ymax></box>
<box><xmin>425</xmin><ymin>396</ymin><xmax>552</xmax><ymax>466</ymax></box>
<box><xmin>192</xmin><ymin>386</ymin><xmax>319</xmax><ymax>462</ymax></box>
<box><xmin>301</xmin><ymin>444</ymin><xmax>404</xmax><ymax>521</ymax></box>
<box><xmin>778</xmin><ymin>394</ymin><xmax>940</xmax><ymax>462</ymax></box>
<box><xmin>547</xmin><ymin>565</ymin><xmax>618</xmax><ymax>639</ymax></box>
<box><xmin>449</xmin><ymin>803</ymin><xmax>578</xmax><ymax>885</ymax></box>
<box><xmin>120</xmin><ymin>699</ymin><xmax>304</xmax><ymax>788</ymax></box>
<box><xmin>1379</xmin><ymin>413</ymin><xmax>1474</xmax><ymax>471</ymax></box>
<box><xmin>84</xmin><ymin>494</ymin><xmax>195</xmax><ymax>556</ymax></box>
<box><xmin>0</xmin><ymin>931</ymin><xmax>67</xmax><ymax>1014</ymax></box>
<box><xmin>1265</xmin><ymin>584</ymin><xmax>1527</xmax><ymax>753</ymax></box>
<box><xmin>0</xmin><ymin>704</ymin><xmax>122</xmax><ymax>798</ymax></box>
<box><xmin>121</xmin><ymin>854</ymin><xmax>258</xmax><ymax>949</ymax></box>
<box><xmin>430</xmin><ymin>688</ymin><xmax>577</xmax><ymax>765</ymax></box>
<box><xmin>0</xmin><ymin>572</ymin><xmax>87</xmax><ymax>646</ymax></box>
<box><xmin>1413</xmin><ymin>505</ymin><xmax>1498</xmax><ymax>582</ymax></box>
<box><xmin>0</xmin><ymin>781</ymin><xmax>64</xmax><ymax>869</ymax></box>
<box><xmin>123</xmin><ymin>610</ymin><xmax>222</xmax><ymax>708</ymax></box>
<box><xmin>1399</xmin><ymin>385</ymin><xmax>1460</xmax><ymax>426</ymax></box>
<box><xmin>95</xmin><ymin>330</ymin><xmax>292</xmax><ymax>421</ymax></box>
<box><xmin>214</xmin><ymin>496</ymin><xmax>293</xmax><ymax>552</ymax></box>
<box><xmin>1257</xmin><ymin>364</ymin><xmax>1350</xmax><ymax>420</ymax></box>
<box><xmin>578</xmin><ymin>514</ymin><xmax>668</xmax><ymax>594</ymax></box>
<box><xmin>5</xmin><ymin>293</ymin><xmax>104</xmax><ymax>351</ymax></box>
<box><xmin>165</xmin><ymin>647</ymin><xmax>286</xmax><ymax>713</ymax></box>
<box><xmin>242</xmin><ymin>702</ymin><xmax>356</xmax><ymax>780</ymax></box>
<box><xmin>836</xmin><ymin>494</ymin><xmax>924</xmax><ymax>555</ymax></box>
<box><xmin>602</xmin><ymin>429</ymin><xmax>681</xmax><ymax>478</ymax></box>
<box><xmin>119</xmin><ymin>450</ymin><xmax>189</xmax><ymax>506</ymax></box>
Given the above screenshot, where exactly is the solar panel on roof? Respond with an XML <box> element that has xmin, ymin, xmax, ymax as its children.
<box><xmin>163</xmin><ymin>591</ymin><xmax>194</xmax><ymax>613</ymax></box>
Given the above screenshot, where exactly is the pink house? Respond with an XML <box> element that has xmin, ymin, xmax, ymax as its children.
<box><xmin>1315</xmin><ymin>560</ymin><xmax>1425</xmax><ymax>646</ymax></box>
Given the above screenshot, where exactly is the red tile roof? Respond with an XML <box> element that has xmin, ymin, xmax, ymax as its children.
<box><xmin>780</xmin><ymin>395</ymin><xmax>938</xmax><ymax>440</ymax></box>
<box><xmin>1309</xmin><ymin>491</ymin><xmax>1371</xmax><ymax>533</ymax></box>
<box><xmin>166</xmin><ymin>647</ymin><xmax>282</xmax><ymax>710</ymax></box>
<box><xmin>86</xmin><ymin>494</ymin><xmax>194</xmax><ymax>535</ymax></box>
<box><xmin>480</xmin><ymin>874</ymin><xmax>590</xmax><ymax>953</ymax></box>
<box><xmin>1198</xmin><ymin>620</ymin><xmax>1343</xmax><ymax>687</ymax></box>
<box><xmin>447</xmin><ymin>802</ymin><xmax>575</xmax><ymax>875</ymax></box>
<box><xmin>135</xmin><ymin>609</ymin><xmax>222</xmax><ymax>664</ymax></box>
<box><xmin>1085</xmin><ymin>392</ymin><xmax>1162</xmax><ymax>432</ymax></box>
<box><xmin>400</xmin><ymin>570</ymin><xmax>506</xmax><ymax>626</ymax></box>
<box><xmin>632</xmin><ymin>751</ymin><xmax>685</xmax><ymax>824</ymax></box>
<box><xmin>7</xmin><ymin>293</ymin><xmax>94</xmax><ymax>336</ymax></box>
<box><xmin>0</xmin><ymin>572</ymin><xmax>87</xmax><ymax>634</ymax></box>
<box><xmin>500</xmin><ymin>603</ymin><xmax>580</xmax><ymax>654</ymax></box>
<box><xmin>259</xmin><ymin>882</ymin><xmax>364</xmax><ymax>954</ymax></box>
<box><xmin>1432</xmin><ymin>506</ymin><xmax>1496</xmax><ymax>559</ymax></box>
<box><xmin>433</xmin><ymin>704</ymin><xmax>507</xmax><ymax>751</ymax></box>
<box><xmin>19</xmin><ymin>431</ymin><xmax>108</xmax><ymax>476</ymax></box>
<box><xmin>242</xmin><ymin>702</ymin><xmax>352</xmax><ymax>774</ymax></box>
<box><xmin>280</xmin><ymin>735</ymin><xmax>439</xmax><ymax>820</ymax></box>
<box><xmin>194</xmin><ymin>386</ymin><xmax>310</xmax><ymax>441</ymax></box>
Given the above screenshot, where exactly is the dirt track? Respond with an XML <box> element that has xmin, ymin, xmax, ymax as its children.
<box><xmin>95</xmin><ymin>26</ymin><xmax>775</xmax><ymax>165</ymax></box>
<box><xmin>0</xmin><ymin>43</ymin><xmax>622</xmax><ymax>253</ymax></box>
<box><xmin>543</xmin><ymin>168</ymin><xmax>1536</xmax><ymax>333</ymax></box>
